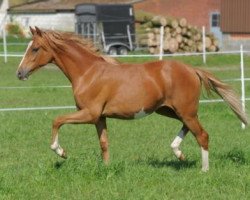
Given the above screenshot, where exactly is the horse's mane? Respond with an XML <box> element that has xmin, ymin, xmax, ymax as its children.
<box><xmin>40</xmin><ymin>30</ymin><xmax>119</xmax><ymax>65</ymax></box>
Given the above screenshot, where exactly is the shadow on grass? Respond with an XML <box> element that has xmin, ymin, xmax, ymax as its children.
<box><xmin>132</xmin><ymin>156</ymin><xmax>197</xmax><ymax>170</ymax></box>
<box><xmin>147</xmin><ymin>158</ymin><xmax>197</xmax><ymax>170</ymax></box>
<box><xmin>54</xmin><ymin>160</ymin><xmax>66</xmax><ymax>169</ymax></box>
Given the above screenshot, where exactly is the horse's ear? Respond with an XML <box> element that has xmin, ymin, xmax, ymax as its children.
<box><xmin>29</xmin><ymin>26</ymin><xmax>35</xmax><ymax>35</ymax></box>
<box><xmin>35</xmin><ymin>26</ymin><xmax>43</xmax><ymax>37</ymax></box>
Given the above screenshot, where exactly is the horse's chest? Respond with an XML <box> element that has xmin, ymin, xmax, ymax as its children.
<box><xmin>73</xmin><ymin>90</ymin><xmax>91</xmax><ymax>108</ymax></box>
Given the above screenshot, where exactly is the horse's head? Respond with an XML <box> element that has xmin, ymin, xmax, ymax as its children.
<box><xmin>16</xmin><ymin>27</ymin><xmax>54</xmax><ymax>80</ymax></box>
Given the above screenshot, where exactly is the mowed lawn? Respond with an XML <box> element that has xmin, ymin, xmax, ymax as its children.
<box><xmin>0</xmin><ymin>56</ymin><xmax>249</xmax><ymax>199</ymax></box>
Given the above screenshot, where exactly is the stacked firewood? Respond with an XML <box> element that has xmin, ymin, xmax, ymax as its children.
<box><xmin>135</xmin><ymin>11</ymin><xmax>219</xmax><ymax>54</ymax></box>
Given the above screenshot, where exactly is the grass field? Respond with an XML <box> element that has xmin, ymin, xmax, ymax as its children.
<box><xmin>0</xmin><ymin>55</ymin><xmax>249</xmax><ymax>199</ymax></box>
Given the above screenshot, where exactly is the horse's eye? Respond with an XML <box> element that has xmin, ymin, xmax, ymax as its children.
<box><xmin>32</xmin><ymin>47</ymin><xmax>39</xmax><ymax>53</ymax></box>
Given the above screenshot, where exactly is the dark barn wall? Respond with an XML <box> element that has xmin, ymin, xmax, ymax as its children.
<box><xmin>220</xmin><ymin>0</ymin><xmax>250</xmax><ymax>50</ymax></box>
<box><xmin>221</xmin><ymin>0</ymin><xmax>250</xmax><ymax>33</ymax></box>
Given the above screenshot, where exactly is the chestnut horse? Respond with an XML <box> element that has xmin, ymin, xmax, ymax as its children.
<box><xmin>17</xmin><ymin>27</ymin><xmax>248</xmax><ymax>172</ymax></box>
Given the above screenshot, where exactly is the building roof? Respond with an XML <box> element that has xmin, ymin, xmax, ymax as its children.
<box><xmin>9</xmin><ymin>1</ymin><xmax>33</xmax><ymax>7</ymax></box>
<box><xmin>8</xmin><ymin>0</ymin><xmax>143</xmax><ymax>13</ymax></box>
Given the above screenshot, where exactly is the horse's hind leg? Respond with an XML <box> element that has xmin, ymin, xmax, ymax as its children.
<box><xmin>182</xmin><ymin>116</ymin><xmax>209</xmax><ymax>172</ymax></box>
<box><xmin>170</xmin><ymin>125</ymin><xmax>189</xmax><ymax>161</ymax></box>
<box><xmin>155</xmin><ymin>107</ymin><xmax>188</xmax><ymax>161</ymax></box>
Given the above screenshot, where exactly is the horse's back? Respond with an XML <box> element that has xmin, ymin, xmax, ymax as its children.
<box><xmin>104</xmin><ymin>59</ymin><xmax>201</xmax><ymax>103</ymax></box>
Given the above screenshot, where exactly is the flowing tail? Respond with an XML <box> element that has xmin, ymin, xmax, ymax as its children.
<box><xmin>195</xmin><ymin>68</ymin><xmax>248</xmax><ymax>125</ymax></box>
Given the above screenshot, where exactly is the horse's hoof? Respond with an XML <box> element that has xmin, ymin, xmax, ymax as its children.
<box><xmin>103</xmin><ymin>159</ymin><xmax>109</xmax><ymax>165</ymax></box>
<box><xmin>201</xmin><ymin>168</ymin><xmax>209</xmax><ymax>173</ymax></box>
<box><xmin>179</xmin><ymin>153</ymin><xmax>185</xmax><ymax>161</ymax></box>
<box><xmin>61</xmin><ymin>150</ymin><xmax>67</xmax><ymax>159</ymax></box>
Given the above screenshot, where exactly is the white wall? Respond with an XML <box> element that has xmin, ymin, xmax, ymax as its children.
<box><xmin>10</xmin><ymin>13</ymin><xmax>75</xmax><ymax>32</ymax></box>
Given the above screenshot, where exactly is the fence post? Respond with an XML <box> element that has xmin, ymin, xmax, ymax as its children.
<box><xmin>202</xmin><ymin>26</ymin><xmax>206</xmax><ymax>64</ymax></box>
<box><xmin>240</xmin><ymin>44</ymin><xmax>246</xmax><ymax>129</ymax></box>
<box><xmin>127</xmin><ymin>25</ymin><xmax>133</xmax><ymax>51</ymax></box>
<box><xmin>3</xmin><ymin>27</ymin><xmax>7</xmax><ymax>63</ymax></box>
<box><xmin>159</xmin><ymin>26</ymin><xmax>164</xmax><ymax>60</ymax></box>
<box><xmin>101</xmin><ymin>30</ymin><xmax>107</xmax><ymax>52</ymax></box>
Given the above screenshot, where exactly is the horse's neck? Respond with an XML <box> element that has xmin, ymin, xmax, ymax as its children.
<box><xmin>53</xmin><ymin>48</ymin><xmax>102</xmax><ymax>85</ymax></box>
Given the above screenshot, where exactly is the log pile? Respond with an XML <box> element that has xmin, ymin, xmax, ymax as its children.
<box><xmin>135</xmin><ymin>11</ymin><xmax>219</xmax><ymax>54</ymax></box>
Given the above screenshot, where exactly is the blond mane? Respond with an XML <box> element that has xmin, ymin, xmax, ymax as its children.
<box><xmin>40</xmin><ymin>30</ymin><xmax>119</xmax><ymax>65</ymax></box>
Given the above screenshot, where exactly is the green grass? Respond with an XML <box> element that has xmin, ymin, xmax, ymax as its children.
<box><xmin>0</xmin><ymin>37</ymin><xmax>30</xmax><ymax>53</ymax></box>
<box><xmin>0</xmin><ymin>57</ymin><xmax>249</xmax><ymax>199</ymax></box>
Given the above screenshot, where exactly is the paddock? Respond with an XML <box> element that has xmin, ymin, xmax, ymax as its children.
<box><xmin>0</xmin><ymin>54</ymin><xmax>249</xmax><ymax>199</ymax></box>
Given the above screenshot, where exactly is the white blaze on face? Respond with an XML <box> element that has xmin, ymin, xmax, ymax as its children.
<box><xmin>134</xmin><ymin>108</ymin><xmax>148</xmax><ymax>119</ymax></box>
<box><xmin>18</xmin><ymin>41</ymin><xmax>33</xmax><ymax>68</ymax></box>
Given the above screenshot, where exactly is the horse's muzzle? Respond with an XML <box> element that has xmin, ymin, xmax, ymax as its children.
<box><xmin>16</xmin><ymin>69</ymin><xmax>29</xmax><ymax>80</ymax></box>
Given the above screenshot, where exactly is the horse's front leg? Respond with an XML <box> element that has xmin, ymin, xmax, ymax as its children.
<box><xmin>95</xmin><ymin>117</ymin><xmax>109</xmax><ymax>164</ymax></box>
<box><xmin>50</xmin><ymin>109</ymin><xmax>98</xmax><ymax>158</ymax></box>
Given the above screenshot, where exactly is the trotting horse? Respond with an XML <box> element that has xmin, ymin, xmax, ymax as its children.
<box><xmin>17</xmin><ymin>27</ymin><xmax>248</xmax><ymax>172</ymax></box>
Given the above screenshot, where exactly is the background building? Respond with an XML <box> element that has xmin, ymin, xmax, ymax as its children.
<box><xmin>2</xmin><ymin>0</ymin><xmax>250</xmax><ymax>50</ymax></box>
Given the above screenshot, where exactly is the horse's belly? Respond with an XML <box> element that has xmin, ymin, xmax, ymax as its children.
<box><xmin>104</xmin><ymin>110</ymin><xmax>151</xmax><ymax>120</ymax></box>
<box><xmin>103</xmin><ymin>103</ymin><xmax>155</xmax><ymax>120</ymax></box>
<box><xmin>102</xmin><ymin>78</ymin><xmax>163</xmax><ymax>119</ymax></box>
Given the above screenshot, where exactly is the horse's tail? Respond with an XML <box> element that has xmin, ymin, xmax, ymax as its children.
<box><xmin>195</xmin><ymin>68</ymin><xmax>248</xmax><ymax>125</ymax></box>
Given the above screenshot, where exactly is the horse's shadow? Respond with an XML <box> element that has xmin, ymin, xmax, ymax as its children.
<box><xmin>146</xmin><ymin>157</ymin><xmax>197</xmax><ymax>170</ymax></box>
<box><xmin>53</xmin><ymin>157</ymin><xmax>197</xmax><ymax>171</ymax></box>
<box><xmin>54</xmin><ymin>160</ymin><xmax>66</xmax><ymax>169</ymax></box>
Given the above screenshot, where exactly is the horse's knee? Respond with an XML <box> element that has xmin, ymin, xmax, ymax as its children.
<box><xmin>52</xmin><ymin>117</ymin><xmax>63</xmax><ymax>130</ymax></box>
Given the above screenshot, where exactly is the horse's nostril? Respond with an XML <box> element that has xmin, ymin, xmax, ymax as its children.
<box><xmin>16</xmin><ymin>69</ymin><xmax>29</xmax><ymax>80</ymax></box>
<box><xmin>17</xmin><ymin>70</ymin><xmax>24</xmax><ymax>79</ymax></box>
